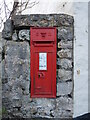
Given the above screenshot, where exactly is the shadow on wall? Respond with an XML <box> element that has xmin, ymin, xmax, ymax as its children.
<box><xmin>1</xmin><ymin>113</ymin><xmax>90</xmax><ymax>120</ymax></box>
<box><xmin>74</xmin><ymin>113</ymin><xmax>90</xmax><ymax>120</ymax></box>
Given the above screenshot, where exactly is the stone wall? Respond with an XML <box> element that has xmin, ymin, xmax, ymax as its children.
<box><xmin>2</xmin><ymin>14</ymin><xmax>74</xmax><ymax>119</ymax></box>
<box><xmin>0</xmin><ymin>33</ymin><xmax>2</xmax><ymax>119</ymax></box>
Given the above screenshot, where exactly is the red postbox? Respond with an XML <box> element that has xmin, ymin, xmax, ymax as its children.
<box><xmin>30</xmin><ymin>27</ymin><xmax>56</xmax><ymax>98</ymax></box>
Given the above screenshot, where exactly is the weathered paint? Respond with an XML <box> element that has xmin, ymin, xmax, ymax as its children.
<box><xmin>30</xmin><ymin>27</ymin><xmax>56</xmax><ymax>98</ymax></box>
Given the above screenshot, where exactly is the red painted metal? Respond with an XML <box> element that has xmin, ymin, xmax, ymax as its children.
<box><xmin>30</xmin><ymin>27</ymin><xmax>57</xmax><ymax>98</ymax></box>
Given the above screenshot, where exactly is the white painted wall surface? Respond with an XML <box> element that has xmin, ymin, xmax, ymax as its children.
<box><xmin>20</xmin><ymin>0</ymin><xmax>73</xmax><ymax>15</ymax></box>
<box><xmin>73</xmin><ymin>2</ymin><xmax>88</xmax><ymax>117</ymax></box>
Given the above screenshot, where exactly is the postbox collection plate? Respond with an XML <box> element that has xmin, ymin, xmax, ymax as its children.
<box><xmin>39</xmin><ymin>53</ymin><xmax>47</xmax><ymax>70</ymax></box>
<box><xmin>30</xmin><ymin>27</ymin><xmax>57</xmax><ymax>98</ymax></box>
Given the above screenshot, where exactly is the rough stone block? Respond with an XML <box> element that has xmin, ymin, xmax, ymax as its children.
<box><xmin>30</xmin><ymin>108</ymin><xmax>37</xmax><ymax>116</ymax></box>
<box><xmin>13</xmin><ymin>14</ymin><xmax>74</xmax><ymax>27</ymax></box>
<box><xmin>11</xmin><ymin>77</ymin><xmax>30</xmax><ymax>95</ymax></box>
<box><xmin>56</xmin><ymin>97</ymin><xmax>73</xmax><ymax>112</ymax></box>
<box><xmin>2</xmin><ymin>60</ymin><xmax>8</xmax><ymax>80</ymax></box>
<box><xmin>12</xmin><ymin>99</ymin><xmax>22</xmax><ymax>108</ymax></box>
<box><xmin>5</xmin><ymin>41</ymin><xmax>30</xmax><ymax>79</ymax></box>
<box><xmin>61</xmin><ymin>109</ymin><xmax>73</xmax><ymax>118</ymax></box>
<box><xmin>2</xmin><ymin>39</ymin><xmax>7</xmax><ymax>48</ymax></box>
<box><xmin>12</xmin><ymin>112</ymin><xmax>23</xmax><ymax>118</ymax></box>
<box><xmin>57</xmin><ymin>49</ymin><xmax>72</xmax><ymax>58</ymax></box>
<box><xmin>58</xmin><ymin>27</ymin><xmax>73</xmax><ymax>40</ymax></box>
<box><xmin>35</xmin><ymin>99</ymin><xmax>55</xmax><ymax>109</ymax></box>
<box><xmin>58</xmin><ymin>69</ymin><xmax>72</xmax><ymax>81</ymax></box>
<box><xmin>19</xmin><ymin>30</ymin><xmax>30</xmax><ymax>41</ymax></box>
<box><xmin>0</xmin><ymin>46</ymin><xmax>2</xmax><ymax>55</ymax></box>
<box><xmin>57</xmin><ymin>58</ymin><xmax>72</xmax><ymax>69</ymax></box>
<box><xmin>52</xmin><ymin>96</ymin><xmax>73</xmax><ymax>118</ymax></box>
<box><xmin>58</xmin><ymin>40</ymin><xmax>72</xmax><ymax>49</ymax></box>
<box><xmin>57</xmin><ymin>82</ymin><xmax>72</xmax><ymax>96</ymax></box>
<box><xmin>2</xmin><ymin>77</ymin><xmax>30</xmax><ymax>115</ymax></box>
<box><xmin>27</xmin><ymin>98</ymin><xmax>55</xmax><ymax>118</ymax></box>
<box><xmin>31</xmin><ymin>15</ymin><xmax>54</xmax><ymax>27</ymax></box>
<box><xmin>57</xmin><ymin>14</ymin><xmax>74</xmax><ymax>26</ymax></box>
<box><xmin>2</xmin><ymin>19</ymin><xmax>13</xmax><ymax>39</ymax></box>
<box><xmin>14</xmin><ymin>15</ymin><xmax>54</xmax><ymax>27</ymax></box>
<box><xmin>12</xmin><ymin>31</ymin><xmax>18</xmax><ymax>41</ymax></box>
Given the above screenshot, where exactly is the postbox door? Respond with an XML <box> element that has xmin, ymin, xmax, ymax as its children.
<box><xmin>34</xmin><ymin>51</ymin><xmax>53</xmax><ymax>95</ymax></box>
<box><xmin>30</xmin><ymin>27</ymin><xmax>56</xmax><ymax>98</ymax></box>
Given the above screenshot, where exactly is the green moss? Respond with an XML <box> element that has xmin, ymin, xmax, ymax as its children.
<box><xmin>2</xmin><ymin>107</ymin><xmax>8</xmax><ymax>115</ymax></box>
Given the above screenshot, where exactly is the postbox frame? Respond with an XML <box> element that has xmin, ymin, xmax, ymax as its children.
<box><xmin>30</xmin><ymin>27</ymin><xmax>57</xmax><ymax>98</ymax></box>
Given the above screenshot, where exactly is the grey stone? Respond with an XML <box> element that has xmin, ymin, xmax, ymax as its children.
<box><xmin>12</xmin><ymin>31</ymin><xmax>18</xmax><ymax>41</ymax></box>
<box><xmin>0</xmin><ymin>55</ymin><xmax>2</xmax><ymax>62</ymax></box>
<box><xmin>35</xmin><ymin>99</ymin><xmax>55</xmax><ymax>109</ymax></box>
<box><xmin>11</xmin><ymin>86</ymin><xmax>23</xmax><ymax>98</ymax></box>
<box><xmin>0</xmin><ymin>33</ymin><xmax>2</xmax><ymax>83</ymax></box>
<box><xmin>2</xmin><ymin>97</ymin><xmax>12</xmax><ymax>110</ymax></box>
<box><xmin>1</xmin><ymin>38</ymin><xmax>7</xmax><ymax>47</ymax></box>
<box><xmin>51</xmin><ymin>109</ymin><xmax>62</xmax><ymax>118</ymax></box>
<box><xmin>61</xmin><ymin>110</ymin><xmax>73</xmax><ymax>118</ymax></box>
<box><xmin>57</xmin><ymin>49</ymin><xmax>72</xmax><ymax>58</ymax></box>
<box><xmin>21</xmin><ymin>95</ymin><xmax>31</xmax><ymax>106</ymax></box>
<box><xmin>57</xmin><ymin>58</ymin><xmax>72</xmax><ymax>69</ymax></box>
<box><xmin>58</xmin><ymin>40</ymin><xmax>72</xmax><ymax>49</ymax></box>
<box><xmin>56</xmin><ymin>97</ymin><xmax>73</xmax><ymax>112</ymax></box>
<box><xmin>2</xmin><ymin>19</ymin><xmax>13</xmax><ymax>39</ymax></box>
<box><xmin>9</xmin><ymin>77</ymin><xmax>30</xmax><ymax>95</ymax></box>
<box><xmin>0</xmin><ymin>46</ymin><xmax>2</xmax><ymax>54</ymax></box>
<box><xmin>2</xmin><ymin>41</ymin><xmax>30</xmax><ymax>119</ymax></box>
<box><xmin>58</xmin><ymin>27</ymin><xmax>73</xmax><ymax>40</ymax></box>
<box><xmin>2</xmin><ymin>83</ymin><xmax>11</xmax><ymax>92</ymax></box>
<box><xmin>27</xmin><ymin>98</ymin><xmax>55</xmax><ymax>118</ymax></box>
<box><xmin>14</xmin><ymin>15</ymin><xmax>54</xmax><ymax>27</ymax></box>
<box><xmin>52</xmin><ymin>97</ymin><xmax>73</xmax><ymax>118</ymax></box>
<box><xmin>30</xmin><ymin>107</ymin><xmax>37</xmax><ymax>114</ymax></box>
<box><xmin>57</xmin><ymin>14</ymin><xmax>74</xmax><ymax>26</ymax></box>
<box><xmin>12</xmin><ymin>99</ymin><xmax>22</xmax><ymax>108</ymax></box>
<box><xmin>20</xmin><ymin>80</ymin><xmax>30</xmax><ymax>95</ymax></box>
<box><xmin>13</xmin><ymin>15</ymin><xmax>32</xmax><ymax>27</ymax></box>
<box><xmin>13</xmin><ymin>14</ymin><xmax>74</xmax><ymax>27</ymax></box>
<box><xmin>57</xmin><ymin>82</ymin><xmax>72</xmax><ymax>96</ymax></box>
<box><xmin>5</xmin><ymin>41</ymin><xmax>30</xmax><ymax>59</ymax></box>
<box><xmin>0</xmin><ymin>33</ymin><xmax>2</xmax><ymax>54</ymax></box>
<box><xmin>12</xmin><ymin>112</ymin><xmax>23</xmax><ymax>117</ymax></box>
<box><xmin>4</xmin><ymin>78</ymin><xmax>30</xmax><ymax>101</ymax></box>
<box><xmin>4</xmin><ymin>82</ymin><xmax>23</xmax><ymax>98</ymax></box>
<box><xmin>58</xmin><ymin>69</ymin><xmax>72</xmax><ymax>81</ymax></box>
<box><xmin>5</xmin><ymin>41</ymin><xmax>30</xmax><ymax>79</ymax></box>
<box><xmin>2</xmin><ymin>60</ymin><xmax>8</xmax><ymax>79</ymax></box>
<box><xmin>19</xmin><ymin>30</ymin><xmax>30</xmax><ymax>41</ymax></box>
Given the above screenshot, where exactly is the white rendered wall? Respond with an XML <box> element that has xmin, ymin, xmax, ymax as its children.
<box><xmin>73</xmin><ymin>2</ymin><xmax>88</xmax><ymax>117</ymax></box>
<box><xmin>20</xmin><ymin>0</ymin><xmax>73</xmax><ymax>15</ymax></box>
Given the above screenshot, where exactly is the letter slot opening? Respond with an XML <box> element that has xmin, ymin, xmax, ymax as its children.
<box><xmin>33</xmin><ymin>41</ymin><xmax>54</xmax><ymax>47</ymax></box>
